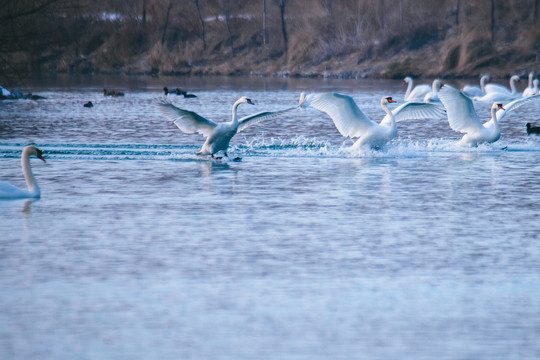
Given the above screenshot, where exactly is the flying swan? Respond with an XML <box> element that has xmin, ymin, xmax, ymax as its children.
<box><xmin>299</xmin><ymin>92</ymin><xmax>446</xmax><ymax>149</ymax></box>
<box><xmin>0</xmin><ymin>145</ymin><xmax>46</xmax><ymax>199</ymax></box>
<box><xmin>438</xmin><ymin>84</ymin><xmax>540</xmax><ymax>147</ymax></box>
<box><xmin>157</xmin><ymin>96</ymin><xmax>294</xmax><ymax>158</ymax></box>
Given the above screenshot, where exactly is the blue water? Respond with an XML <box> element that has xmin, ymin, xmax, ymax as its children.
<box><xmin>1</xmin><ymin>76</ymin><xmax>540</xmax><ymax>359</ymax></box>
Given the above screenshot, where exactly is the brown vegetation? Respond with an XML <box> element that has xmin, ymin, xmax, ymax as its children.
<box><xmin>1</xmin><ymin>0</ymin><xmax>540</xmax><ymax>85</ymax></box>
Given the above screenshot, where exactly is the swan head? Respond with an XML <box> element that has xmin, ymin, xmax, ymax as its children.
<box><xmin>511</xmin><ymin>75</ymin><xmax>520</xmax><ymax>82</ymax></box>
<box><xmin>402</xmin><ymin>76</ymin><xmax>413</xmax><ymax>86</ymax></box>
<box><xmin>240</xmin><ymin>96</ymin><xmax>255</xmax><ymax>105</ymax></box>
<box><xmin>381</xmin><ymin>96</ymin><xmax>396</xmax><ymax>105</ymax></box>
<box><xmin>492</xmin><ymin>102</ymin><xmax>505</xmax><ymax>111</ymax></box>
<box><xmin>433</xmin><ymin>79</ymin><xmax>443</xmax><ymax>90</ymax></box>
<box><xmin>24</xmin><ymin>145</ymin><xmax>46</xmax><ymax>163</ymax></box>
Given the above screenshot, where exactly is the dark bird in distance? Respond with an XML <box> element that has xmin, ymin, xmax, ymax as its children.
<box><xmin>83</xmin><ymin>101</ymin><xmax>94</xmax><ymax>108</ymax></box>
<box><xmin>526</xmin><ymin>123</ymin><xmax>540</xmax><ymax>135</ymax></box>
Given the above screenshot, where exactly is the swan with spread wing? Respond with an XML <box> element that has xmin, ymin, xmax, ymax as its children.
<box><xmin>299</xmin><ymin>92</ymin><xmax>446</xmax><ymax>149</ymax></box>
<box><xmin>438</xmin><ymin>84</ymin><xmax>540</xmax><ymax>147</ymax></box>
<box><xmin>157</xmin><ymin>96</ymin><xmax>294</xmax><ymax>158</ymax></box>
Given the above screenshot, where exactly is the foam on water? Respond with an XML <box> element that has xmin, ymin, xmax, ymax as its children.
<box><xmin>2</xmin><ymin>135</ymin><xmax>539</xmax><ymax>162</ymax></box>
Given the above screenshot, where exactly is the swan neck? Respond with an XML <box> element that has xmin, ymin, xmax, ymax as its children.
<box><xmin>480</xmin><ymin>76</ymin><xmax>488</xmax><ymax>91</ymax></box>
<box><xmin>382</xmin><ymin>103</ymin><xmax>396</xmax><ymax>127</ymax></box>
<box><xmin>405</xmin><ymin>79</ymin><xmax>413</xmax><ymax>98</ymax></box>
<box><xmin>231</xmin><ymin>99</ymin><xmax>242</xmax><ymax>124</ymax></box>
<box><xmin>491</xmin><ymin>106</ymin><xmax>499</xmax><ymax>127</ymax></box>
<box><xmin>510</xmin><ymin>78</ymin><xmax>517</xmax><ymax>94</ymax></box>
<box><xmin>21</xmin><ymin>150</ymin><xmax>39</xmax><ymax>195</ymax></box>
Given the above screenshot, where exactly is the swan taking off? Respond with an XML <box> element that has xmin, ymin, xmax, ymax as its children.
<box><xmin>157</xmin><ymin>96</ymin><xmax>294</xmax><ymax>158</ymax></box>
<box><xmin>0</xmin><ymin>145</ymin><xmax>46</xmax><ymax>199</ymax></box>
<box><xmin>438</xmin><ymin>84</ymin><xmax>540</xmax><ymax>147</ymax></box>
<box><xmin>403</xmin><ymin>76</ymin><xmax>431</xmax><ymax>102</ymax></box>
<box><xmin>299</xmin><ymin>92</ymin><xmax>446</xmax><ymax>150</ymax></box>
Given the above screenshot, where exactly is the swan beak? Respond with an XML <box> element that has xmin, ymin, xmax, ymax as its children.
<box><xmin>36</xmin><ymin>150</ymin><xmax>46</xmax><ymax>162</ymax></box>
<box><xmin>246</xmin><ymin>98</ymin><xmax>255</xmax><ymax>105</ymax></box>
<box><xmin>388</xmin><ymin>97</ymin><xmax>396</xmax><ymax>103</ymax></box>
<box><xmin>498</xmin><ymin>104</ymin><xmax>505</xmax><ymax>110</ymax></box>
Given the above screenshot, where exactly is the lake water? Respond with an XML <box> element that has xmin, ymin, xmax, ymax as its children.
<box><xmin>1</xmin><ymin>75</ymin><xmax>540</xmax><ymax>359</ymax></box>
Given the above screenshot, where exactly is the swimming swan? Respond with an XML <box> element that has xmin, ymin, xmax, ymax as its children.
<box><xmin>474</xmin><ymin>75</ymin><xmax>520</xmax><ymax>102</ymax></box>
<box><xmin>0</xmin><ymin>145</ymin><xmax>46</xmax><ymax>199</ymax></box>
<box><xmin>461</xmin><ymin>75</ymin><xmax>490</xmax><ymax>98</ymax></box>
<box><xmin>403</xmin><ymin>76</ymin><xmax>431</xmax><ymax>102</ymax></box>
<box><xmin>522</xmin><ymin>72</ymin><xmax>536</xmax><ymax>97</ymax></box>
<box><xmin>157</xmin><ymin>96</ymin><xmax>294</xmax><ymax>157</ymax></box>
<box><xmin>299</xmin><ymin>92</ymin><xmax>446</xmax><ymax>149</ymax></box>
<box><xmin>438</xmin><ymin>84</ymin><xmax>540</xmax><ymax>147</ymax></box>
<box><xmin>523</xmin><ymin>78</ymin><xmax>539</xmax><ymax>98</ymax></box>
<box><xmin>423</xmin><ymin>79</ymin><xmax>443</xmax><ymax>103</ymax></box>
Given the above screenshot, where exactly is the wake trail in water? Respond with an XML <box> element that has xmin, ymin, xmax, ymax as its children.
<box><xmin>1</xmin><ymin>136</ymin><xmax>540</xmax><ymax>161</ymax></box>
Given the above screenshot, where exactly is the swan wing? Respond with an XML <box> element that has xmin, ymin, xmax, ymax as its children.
<box><xmin>302</xmin><ymin>92</ymin><xmax>376</xmax><ymax>138</ymax></box>
<box><xmin>438</xmin><ymin>84</ymin><xmax>483</xmax><ymax>133</ymax></box>
<box><xmin>496</xmin><ymin>94</ymin><xmax>540</xmax><ymax>121</ymax></box>
<box><xmin>157</xmin><ymin>97</ymin><xmax>217</xmax><ymax>137</ymax></box>
<box><xmin>0</xmin><ymin>181</ymin><xmax>31</xmax><ymax>199</ymax></box>
<box><xmin>237</xmin><ymin>107</ymin><xmax>296</xmax><ymax>133</ymax></box>
<box><xmin>380</xmin><ymin>102</ymin><xmax>446</xmax><ymax>126</ymax></box>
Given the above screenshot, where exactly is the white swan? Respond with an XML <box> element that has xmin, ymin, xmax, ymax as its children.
<box><xmin>522</xmin><ymin>72</ymin><xmax>535</xmax><ymax>97</ymax></box>
<box><xmin>403</xmin><ymin>76</ymin><xmax>431</xmax><ymax>102</ymax></box>
<box><xmin>438</xmin><ymin>84</ymin><xmax>540</xmax><ymax>147</ymax></box>
<box><xmin>0</xmin><ymin>145</ymin><xmax>46</xmax><ymax>199</ymax></box>
<box><xmin>523</xmin><ymin>78</ymin><xmax>539</xmax><ymax>97</ymax></box>
<box><xmin>423</xmin><ymin>79</ymin><xmax>443</xmax><ymax>103</ymax></box>
<box><xmin>157</xmin><ymin>96</ymin><xmax>294</xmax><ymax>158</ymax></box>
<box><xmin>299</xmin><ymin>92</ymin><xmax>446</xmax><ymax>149</ymax></box>
<box><xmin>461</xmin><ymin>75</ymin><xmax>490</xmax><ymax>98</ymax></box>
<box><xmin>475</xmin><ymin>75</ymin><xmax>521</xmax><ymax>101</ymax></box>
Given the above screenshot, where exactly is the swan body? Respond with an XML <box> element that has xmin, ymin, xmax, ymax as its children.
<box><xmin>439</xmin><ymin>84</ymin><xmax>540</xmax><ymax>147</ymax></box>
<box><xmin>299</xmin><ymin>92</ymin><xmax>446</xmax><ymax>149</ymax></box>
<box><xmin>0</xmin><ymin>145</ymin><xmax>46</xmax><ymax>199</ymax></box>
<box><xmin>523</xmin><ymin>78</ymin><xmax>539</xmax><ymax>97</ymax></box>
<box><xmin>157</xmin><ymin>96</ymin><xmax>294</xmax><ymax>157</ymax></box>
<box><xmin>403</xmin><ymin>76</ymin><xmax>431</xmax><ymax>102</ymax></box>
<box><xmin>461</xmin><ymin>75</ymin><xmax>490</xmax><ymax>98</ymax></box>
<box><xmin>423</xmin><ymin>79</ymin><xmax>443</xmax><ymax>103</ymax></box>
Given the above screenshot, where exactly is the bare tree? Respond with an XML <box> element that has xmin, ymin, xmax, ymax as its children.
<box><xmin>455</xmin><ymin>0</ymin><xmax>460</xmax><ymax>26</ymax></box>
<box><xmin>161</xmin><ymin>1</ymin><xmax>174</xmax><ymax>45</ymax></box>
<box><xmin>193</xmin><ymin>0</ymin><xmax>207</xmax><ymax>50</ymax></box>
<box><xmin>263</xmin><ymin>0</ymin><xmax>268</xmax><ymax>46</ymax></box>
<box><xmin>490</xmin><ymin>0</ymin><xmax>495</xmax><ymax>43</ymax></box>
<box><xmin>142</xmin><ymin>0</ymin><xmax>146</xmax><ymax>26</ymax></box>
<box><xmin>273</xmin><ymin>0</ymin><xmax>288</xmax><ymax>54</ymax></box>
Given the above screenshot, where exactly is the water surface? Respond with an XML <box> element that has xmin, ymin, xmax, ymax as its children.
<box><xmin>1</xmin><ymin>76</ymin><xmax>540</xmax><ymax>359</ymax></box>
